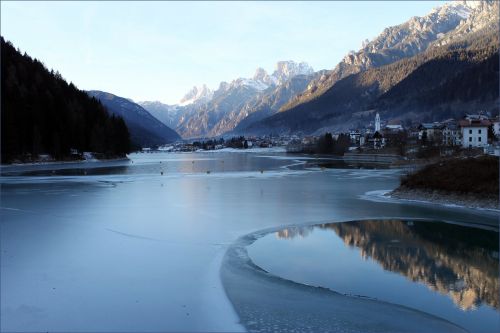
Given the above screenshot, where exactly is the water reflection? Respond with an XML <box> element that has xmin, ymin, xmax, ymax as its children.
<box><xmin>276</xmin><ymin>226</ymin><xmax>314</xmax><ymax>239</ymax></box>
<box><xmin>276</xmin><ymin>220</ymin><xmax>499</xmax><ymax>311</ymax></box>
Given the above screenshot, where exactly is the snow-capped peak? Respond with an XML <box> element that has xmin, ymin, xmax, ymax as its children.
<box><xmin>272</xmin><ymin>61</ymin><xmax>314</xmax><ymax>84</ymax></box>
<box><xmin>253</xmin><ymin>67</ymin><xmax>268</xmax><ymax>81</ymax></box>
<box><xmin>234</xmin><ymin>78</ymin><xmax>269</xmax><ymax>91</ymax></box>
<box><xmin>460</xmin><ymin>0</ymin><xmax>486</xmax><ymax>10</ymax></box>
<box><xmin>227</xmin><ymin>61</ymin><xmax>314</xmax><ymax>92</ymax></box>
<box><xmin>252</xmin><ymin>67</ymin><xmax>278</xmax><ymax>86</ymax></box>
<box><xmin>429</xmin><ymin>1</ymin><xmax>473</xmax><ymax>20</ymax></box>
<box><xmin>179</xmin><ymin>84</ymin><xmax>214</xmax><ymax>106</ymax></box>
<box><xmin>432</xmin><ymin>0</ymin><xmax>499</xmax><ymax>47</ymax></box>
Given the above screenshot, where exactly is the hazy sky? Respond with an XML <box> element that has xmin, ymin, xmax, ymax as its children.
<box><xmin>1</xmin><ymin>1</ymin><xmax>445</xmax><ymax>104</ymax></box>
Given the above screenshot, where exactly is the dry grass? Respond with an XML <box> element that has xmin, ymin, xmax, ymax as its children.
<box><xmin>401</xmin><ymin>156</ymin><xmax>499</xmax><ymax>196</ymax></box>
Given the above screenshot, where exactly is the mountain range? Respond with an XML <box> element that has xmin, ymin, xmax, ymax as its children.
<box><xmin>139</xmin><ymin>0</ymin><xmax>499</xmax><ymax>139</ymax></box>
<box><xmin>243</xmin><ymin>0</ymin><xmax>499</xmax><ymax>135</ymax></box>
<box><xmin>139</xmin><ymin>61</ymin><xmax>315</xmax><ymax>138</ymax></box>
<box><xmin>280</xmin><ymin>0</ymin><xmax>476</xmax><ymax>113</ymax></box>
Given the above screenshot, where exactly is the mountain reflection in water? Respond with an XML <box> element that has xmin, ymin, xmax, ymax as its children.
<box><xmin>276</xmin><ymin>220</ymin><xmax>499</xmax><ymax>311</ymax></box>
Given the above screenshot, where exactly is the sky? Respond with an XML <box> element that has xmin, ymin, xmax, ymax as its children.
<box><xmin>1</xmin><ymin>1</ymin><xmax>445</xmax><ymax>104</ymax></box>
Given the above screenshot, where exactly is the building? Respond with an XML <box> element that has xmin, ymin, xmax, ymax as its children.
<box><xmin>371</xmin><ymin>131</ymin><xmax>385</xmax><ymax>149</ymax></box>
<box><xmin>349</xmin><ymin>130</ymin><xmax>362</xmax><ymax>145</ymax></box>
<box><xmin>441</xmin><ymin>120</ymin><xmax>461</xmax><ymax>146</ymax></box>
<box><xmin>465</xmin><ymin>113</ymin><xmax>489</xmax><ymax>121</ymax></box>
<box><xmin>459</xmin><ymin>118</ymin><xmax>490</xmax><ymax>148</ymax></box>
<box><xmin>418</xmin><ymin>123</ymin><xmax>445</xmax><ymax>142</ymax></box>
<box><xmin>385</xmin><ymin>124</ymin><xmax>404</xmax><ymax>132</ymax></box>
<box><xmin>385</xmin><ymin>119</ymin><xmax>404</xmax><ymax>132</ymax></box>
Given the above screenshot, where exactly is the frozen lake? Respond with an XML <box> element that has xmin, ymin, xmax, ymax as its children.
<box><xmin>1</xmin><ymin>151</ymin><xmax>498</xmax><ymax>332</ymax></box>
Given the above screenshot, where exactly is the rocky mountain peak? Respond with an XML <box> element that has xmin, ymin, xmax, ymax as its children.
<box><xmin>272</xmin><ymin>61</ymin><xmax>314</xmax><ymax>84</ymax></box>
<box><xmin>253</xmin><ymin>67</ymin><xmax>268</xmax><ymax>81</ymax></box>
<box><xmin>252</xmin><ymin>67</ymin><xmax>277</xmax><ymax>86</ymax></box>
<box><xmin>433</xmin><ymin>0</ymin><xmax>499</xmax><ymax>47</ymax></box>
<box><xmin>460</xmin><ymin>0</ymin><xmax>492</xmax><ymax>10</ymax></box>
<box><xmin>218</xmin><ymin>81</ymin><xmax>230</xmax><ymax>92</ymax></box>
<box><xmin>179</xmin><ymin>84</ymin><xmax>214</xmax><ymax>106</ymax></box>
<box><xmin>217</xmin><ymin>60</ymin><xmax>314</xmax><ymax>94</ymax></box>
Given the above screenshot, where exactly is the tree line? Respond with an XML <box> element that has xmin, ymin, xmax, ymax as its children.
<box><xmin>1</xmin><ymin>37</ymin><xmax>131</xmax><ymax>162</ymax></box>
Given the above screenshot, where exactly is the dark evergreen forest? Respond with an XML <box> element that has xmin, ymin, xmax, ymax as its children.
<box><xmin>1</xmin><ymin>37</ymin><xmax>131</xmax><ymax>162</ymax></box>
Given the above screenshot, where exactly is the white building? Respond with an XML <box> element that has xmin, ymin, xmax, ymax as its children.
<box><xmin>459</xmin><ymin>119</ymin><xmax>490</xmax><ymax>148</ymax></box>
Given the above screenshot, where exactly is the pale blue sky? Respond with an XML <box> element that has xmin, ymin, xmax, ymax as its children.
<box><xmin>1</xmin><ymin>1</ymin><xmax>445</xmax><ymax>104</ymax></box>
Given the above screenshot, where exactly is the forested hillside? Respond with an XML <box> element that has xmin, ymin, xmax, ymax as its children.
<box><xmin>88</xmin><ymin>90</ymin><xmax>181</xmax><ymax>148</ymax></box>
<box><xmin>245</xmin><ymin>29</ymin><xmax>499</xmax><ymax>135</ymax></box>
<box><xmin>1</xmin><ymin>37</ymin><xmax>131</xmax><ymax>162</ymax></box>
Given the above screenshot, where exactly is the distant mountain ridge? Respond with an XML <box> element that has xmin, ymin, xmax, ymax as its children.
<box><xmin>243</xmin><ymin>21</ymin><xmax>499</xmax><ymax>135</ymax></box>
<box><xmin>280</xmin><ymin>0</ymin><xmax>481</xmax><ymax>113</ymax></box>
<box><xmin>136</xmin><ymin>101</ymin><xmax>183</xmax><ymax>129</ymax></box>
<box><xmin>179</xmin><ymin>84</ymin><xmax>213</xmax><ymax>106</ymax></box>
<box><xmin>139</xmin><ymin>60</ymin><xmax>316</xmax><ymax>138</ymax></box>
<box><xmin>88</xmin><ymin>91</ymin><xmax>181</xmax><ymax>147</ymax></box>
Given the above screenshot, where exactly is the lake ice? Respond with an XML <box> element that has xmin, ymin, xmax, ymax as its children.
<box><xmin>1</xmin><ymin>152</ymin><xmax>498</xmax><ymax>332</ymax></box>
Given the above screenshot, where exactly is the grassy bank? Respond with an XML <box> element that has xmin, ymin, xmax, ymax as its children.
<box><xmin>391</xmin><ymin>156</ymin><xmax>499</xmax><ymax>210</ymax></box>
<box><xmin>400</xmin><ymin>156</ymin><xmax>498</xmax><ymax>196</ymax></box>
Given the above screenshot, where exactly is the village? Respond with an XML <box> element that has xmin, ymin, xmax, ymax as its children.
<box><xmin>286</xmin><ymin>112</ymin><xmax>500</xmax><ymax>158</ymax></box>
<box><xmin>150</xmin><ymin>112</ymin><xmax>500</xmax><ymax>160</ymax></box>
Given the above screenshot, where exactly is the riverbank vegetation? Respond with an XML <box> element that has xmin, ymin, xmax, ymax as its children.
<box><xmin>290</xmin><ymin>133</ymin><xmax>351</xmax><ymax>155</ymax></box>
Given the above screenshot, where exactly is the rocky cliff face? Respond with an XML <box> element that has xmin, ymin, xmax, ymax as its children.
<box><xmin>179</xmin><ymin>84</ymin><xmax>214</xmax><ymax>106</ymax></box>
<box><xmin>281</xmin><ymin>0</ymin><xmax>480</xmax><ymax>112</ymax></box>
<box><xmin>433</xmin><ymin>0</ymin><xmax>499</xmax><ymax>47</ymax></box>
<box><xmin>231</xmin><ymin>72</ymin><xmax>324</xmax><ymax>135</ymax></box>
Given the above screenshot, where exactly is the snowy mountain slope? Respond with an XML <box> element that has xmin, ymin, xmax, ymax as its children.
<box><xmin>137</xmin><ymin>101</ymin><xmax>184</xmax><ymax>129</ymax></box>
<box><xmin>179</xmin><ymin>84</ymin><xmax>214</xmax><ymax>106</ymax></box>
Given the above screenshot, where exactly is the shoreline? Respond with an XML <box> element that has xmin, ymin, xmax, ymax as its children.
<box><xmin>0</xmin><ymin>157</ymin><xmax>131</xmax><ymax>175</ymax></box>
<box><xmin>1</xmin><ymin>156</ymin><xmax>129</xmax><ymax>167</ymax></box>
<box><xmin>390</xmin><ymin>186</ymin><xmax>499</xmax><ymax>212</ymax></box>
